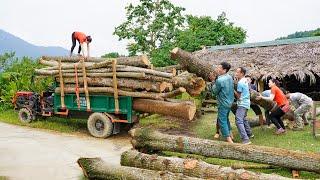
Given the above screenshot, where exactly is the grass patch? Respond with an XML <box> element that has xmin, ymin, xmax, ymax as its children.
<box><xmin>0</xmin><ymin>109</ymin><xmax>88</xmax><ymax>134</ymax></box>
<box><xmin>139</xmin><ymin>114</ymin><xmax>180</xmax><ymax>130</ymax></box>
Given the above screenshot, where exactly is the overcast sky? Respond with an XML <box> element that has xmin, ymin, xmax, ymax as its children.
<box><xmin>1</xmin><ymin>0</ymin><xmax>319</xmax><ymax>56</ymax></box>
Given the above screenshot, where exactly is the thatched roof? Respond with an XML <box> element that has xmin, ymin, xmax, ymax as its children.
<box><xmin>193</xmin><ymin>36</ymin><xmax>320</xmax><ymax>83</ymax></box>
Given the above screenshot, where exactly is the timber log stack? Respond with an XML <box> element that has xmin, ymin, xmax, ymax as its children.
<box><xmin>35</xmin><ymin>55</ymin><xmax>205</xmax><ymax>120</ymax></box>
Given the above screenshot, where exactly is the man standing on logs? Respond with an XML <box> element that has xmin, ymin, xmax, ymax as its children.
<box><xmin>70</xmin><ymin>31</ymin><xmax>92</xmax><ymax>58</ymax></box>
<box><xmin>234</xmin><ymin>67</ymin><xmax>253</xmax><ymax>144</ymax></box>
<box><xmin>209</xmin><ymin>62</ymin><xmax>234</xmax><ymax>143</ymax></box>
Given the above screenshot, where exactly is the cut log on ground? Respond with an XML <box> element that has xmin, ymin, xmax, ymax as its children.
<box><xmin>121</xmin><ymin>150</ymin><xmax>292</xmax><ymax>180</ymax></box>
<box><xmin>133</xmin><ymin>98</ymin><xmax>196</xmax><ymax>120</ymax></box>
<box><xmin>42</xmin><ymin>55</ymin><xmax>151</xmax><ymax>68</ymax></box>
<box><xmin>59</xmin><ymin>77</ymin><xmax>172</xmax><ymax>93</ymax></box>
<box><xmin>55</xmin><ymin>87</ymin><xmax>186</xmax><ymax>100</ymax></box>
<box><xmin>130</xmin><ymin>128</ymin><xmax>320</xmax><ymax>173</ymax></box>
<box><xmin>172</xmin><ymin>71</ymin><xmax>206</xmax><ymax>96</ymax></box>
<box><xmin>171</xmin><ymin>47</ymin><xmax>214</xmax><ymax>81</ymax></box>
<box><xmin>77</xmin><ymin>157</ymin><xmax>199</xmax><ymax>180</ymax></box>
<box><xmin>200</xmin><ymin>107</ymin><xmax>217</xmax><ymax>113</ymax></box>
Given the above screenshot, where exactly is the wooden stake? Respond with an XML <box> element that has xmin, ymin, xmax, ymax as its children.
<box><xmin>74</xmin><ymin>64</ymin><xmax>80</xmax><ymax>109</ymax></box>
<box><xmin>58</xmin><ymin>59</ymin><xmax>66</xmax><ymax>109</ymax></box>
<box><xmin>81</xmin><ymin>58</ymin><xmax>91</xmax><ymax>111</ymax></box>
<box><xmin>112</xmin><ymin>59</ymin><xmax>119</xmax><ymax>114</ymax></box>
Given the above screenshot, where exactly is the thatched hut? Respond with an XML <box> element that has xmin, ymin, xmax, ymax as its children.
<box><xmin>193</xmin><ymin>36</ymin><xmax>320</xmax><ymax>100</ymax></box>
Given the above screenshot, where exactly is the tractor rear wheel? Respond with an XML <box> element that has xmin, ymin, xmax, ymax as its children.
<box><xmin>18</xmin><ymin>108</ymin><xmax>34</xmax><ymax>123</ymax></box>
<box><xmin>87</xmin><ymin>113</ymin><xmax>113</xmax><ymax>138</ymax></box>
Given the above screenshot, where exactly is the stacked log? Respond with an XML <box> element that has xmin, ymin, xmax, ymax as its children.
<box><xmin>36</xmin><ymin>56</ymin><xmax>204</xmax><ymax>120</ymax></box>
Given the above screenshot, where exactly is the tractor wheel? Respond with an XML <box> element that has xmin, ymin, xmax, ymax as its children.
<box><xmin>87</xmin><ymin>113</ymin><xmax>113</xmax><ymax>138</ymax></box>
<box><xmin>18</xmin><ymin>108</ymin><xmax>34</xmax><ymax>123</ymax></box>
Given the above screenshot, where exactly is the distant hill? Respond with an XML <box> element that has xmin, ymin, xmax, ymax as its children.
<box><xmin>0</xmin><ymin>29</ymin><xmax>69</xmax><ymax>58</ymax></box>
<box><xmin>277</xmin><ymin>28</ymin><xmax>320</xmax><ymax>40</ymax></box>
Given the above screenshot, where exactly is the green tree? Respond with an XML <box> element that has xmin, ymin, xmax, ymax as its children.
<box><xmin>113</xmin><ymin>0</ymin><xmax>185</xmax><ymax>56</ymax></box>
<box><xmin>150</xmin><ymin>13</ymin><xmax>247</xmax><ymax>67</ymax></box>
<box><xmin>175</xmin><ymin>13</ymin><xmax>246</xmax><ymax>52</ymax></box>
<box><xmin>101</xmin><ymin>52</ymin><xmax>120</xmax><ymax>58</ymax></box>
<box><xmin>277</xmin><ymin>28</ymin><xmax>320</xmax><ymax>40</ymax></box>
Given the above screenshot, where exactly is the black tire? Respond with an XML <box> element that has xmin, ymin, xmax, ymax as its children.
<box><xmin>18</xmin><ymin>108</ymin><xmax>34</xmax><ymax>123</ymax></box>
<box><xmin>87</xmin><ymin>113</ymin><xmax>113</xmax><ymax>138</ymax></box>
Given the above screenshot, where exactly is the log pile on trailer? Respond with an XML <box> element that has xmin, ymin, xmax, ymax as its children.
<box><xmin>35</xmin><ymin>55</ymin><xmax>205</xmax><ymax>120</ymax></box>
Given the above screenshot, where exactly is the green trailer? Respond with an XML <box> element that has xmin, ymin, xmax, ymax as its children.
<box><xmin>13</xmin><ymin>90</ymin><xmax>137</xmax><ymax>138</ymax></box>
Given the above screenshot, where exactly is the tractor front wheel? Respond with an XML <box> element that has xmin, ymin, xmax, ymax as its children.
<box><xmin>87</xmin><ymin>113</ymin><xmax>113</xmax><ymax>138</ymax></box>
<box><xmin>18</xmin><ymin>108</ymin><xmax>35</xmax><ymax>123</ymax></box>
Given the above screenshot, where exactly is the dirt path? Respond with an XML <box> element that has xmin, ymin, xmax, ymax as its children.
<box><xmin>0</xmin><ymin>122</ymin><xmax>132</xmax><ymax>180</ymax></box>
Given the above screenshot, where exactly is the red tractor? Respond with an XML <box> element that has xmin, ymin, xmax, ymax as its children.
<box><xmin>12</xmin><ymin>91</ymin><xmax>54</xmax><ymax>123</ymax></box>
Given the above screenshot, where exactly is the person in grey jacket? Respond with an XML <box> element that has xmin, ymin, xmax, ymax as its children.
<box><xmin>285</xmin><ymin>92</ymin><xmax>313</xmax><ymax>130</ymax></box>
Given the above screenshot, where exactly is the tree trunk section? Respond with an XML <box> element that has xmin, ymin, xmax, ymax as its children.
<box><xmin>172</xmin><ymin>71</ymin><xmax>206</xmax><ymax>96</ymax></box>
<box><xmin>56</xmin><ymin>72</ymin><xmax>146</xmax><ymax>79</ymax></box>
<box><xmin>121</xmin><ymin>150</ymin><xmax>291</xmax><ymax>180</ymax></box>
<box><xmin>77</xmin><ymin>157</ymin><xmax>199</xmax><ymax>180</ymax></box>
<box><xmin>129</xmin><ymin>128</ymin><xmax>320</xmax><ymax>173</ymax></box>
<box><xmin>42</xmin><ymin>55</ymin><xmax>151</xmax><ymax>68</ymax></box>
<box><xmin>171</xmin><ymin>47</ymin><xmax>214</xmax><ymax>81</ymax></box>
<box><xmin>59</xmin><ymin>77</ymin><xmax>172</xmax><ymax>93</ymax></box>
<box><xmin>36</xmin><ymin>66</ymin><xmax>174</xmax><ymax>78</ymax></box>
<box><xmin>133</xmin><ymin>98</ymin><xmax>196</xmax><ymax>120</ymax></box>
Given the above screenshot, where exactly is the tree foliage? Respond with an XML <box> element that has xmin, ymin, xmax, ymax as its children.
<box><xmin>175</xmin><ymin>13</ymin><xmax>246</xmax><ymax>52</ymax></box>
<box><xmin>277</xmin><ymin>28</ymin><xmax>320</xmax><ymax>40</ymax></box>
<box><xmin>151</xmin><ymin>13</ymin><xmax>247</xmax><ymax>67</ymax></box>
<box><xmin>113</xmin><ymin>0</ymin><xmax>185</xmax><ymax>56</ymax></box>
<box><xmin>101</xmin><ymin>52</ymin><xmax>120</xmax><ymax>58</ymax></box>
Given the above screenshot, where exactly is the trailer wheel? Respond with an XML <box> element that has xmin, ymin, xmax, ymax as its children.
<box><xmin>87</xmin><ymin>113</ymin><xmax>113</xmax><ymax>138</ymax></box>
<box><xmin>18</xmin><ymin>108</ymin><xmax>34</xmax><ymax>123</ymax></box>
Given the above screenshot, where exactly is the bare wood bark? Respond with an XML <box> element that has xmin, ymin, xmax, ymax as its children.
<box><xmin>58</xmin><ymin>60</ymin><xmax>66</xmax><ymax>109</ymax></box>
<box><xmin>55</xmin><ymin>72</ymin><xmax>146</xmax><ymax>78</ymax></box>
<box><xmin>38</xmin><ymin>64</ymin><xmax>173</xmax><ymax>78</ymax></box>
<box><xmin>154</xmin><ymin>64</ymin><xmax>182</xmax><ymax>71</ymax></box>
<box><xmin>81</xmin><ymin>59</ymin><xmax>90</xmax><ymax>110</ymax></box>
<box><xmin>133</xmin><ymin>98</ymin><xmax>196</xmax><ymax>120</ymax></box>
<box><xmin>171</xmin><ymin>47</ymin><xmax>214</xmax><ymax>81</ymax></box>
<box><xmin>60</xmin><ymin>77</ymin><xmax>172</xmax><ymax>92</ymax></box>
<box><xmin>77</xmin><ymin>157</ymin><xmax>199</xmax><ymax>180</ymax></box>
<box><xmin>129</xmin><ymin>128</ymin><xmax>320</xmax><ymax>173</ymax></box>
<box><xmin>42</xmin><ymin>55</ymin><xmax>151</xmax><ymax>67</ymax></box>
<box><xmin>154</xmin><ymin>65</ymin><xmax>180</xmax><ymax>76</ymax></box>
<box><xmin>172</xmin><ymin>71</ymin><xmax>206</xmax><ymax>96</ymax></box>
<box><xmin>121</xmin><ymin>150</ymin><xmax>291</xmax><ymax>180</ymax></box>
